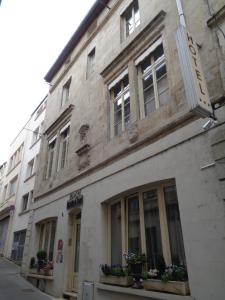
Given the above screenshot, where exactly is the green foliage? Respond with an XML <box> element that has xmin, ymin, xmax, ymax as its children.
<box><xmin>161</xmin><ymin>265</ymin><xmax>188</xmax><ymax>282</ymax></box>
<box><xmin>123</xmin><ymin>252</ymin><xmax>146</xmax><ymax>264</ymax></box>
<box><xmin>100</xmin><ymin>264</ymin><xmax>129</xmax><ymax>277</ymax></box>
<box><xmin>36</xmin><ymin>250</ymin><xmax>47</xmax><ymax>261</ymax></box>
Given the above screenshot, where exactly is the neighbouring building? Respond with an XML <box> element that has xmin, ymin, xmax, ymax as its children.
<box><xmin>0</xmin><ymin>97</ymin><xmax>47</xmax><ymax>263</ymax></box>
<box><xmin>24</xmin><ymin>1</ymin><xmax>225</xmax><ymax>300</ymax></box>
<box><xmin>0</xmin><ymin>161</ymin><xmax>8</xmax><ymax>254</ymax></box>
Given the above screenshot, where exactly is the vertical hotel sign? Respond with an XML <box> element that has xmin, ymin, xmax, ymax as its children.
<box><xmin>175</xmin><ymin>25</ymin><xmax>212</xmax><ymax>117</ymax></box>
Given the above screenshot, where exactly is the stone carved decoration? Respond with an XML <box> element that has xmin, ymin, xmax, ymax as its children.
<box><xmin>79</xmin><ymin>124</ymin><xmax>90</xmax><ymax>143</ymax></box>
<box><xmin>76</xmin><ymin>124</ymin><xmax>90</xmax><ymax>170</ymax></box>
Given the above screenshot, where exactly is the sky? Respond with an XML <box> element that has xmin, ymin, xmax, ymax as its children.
<box><xmin>0</xmin><ymin>0</ymin><xmax>96</xmax><ymax>165</ymax></box>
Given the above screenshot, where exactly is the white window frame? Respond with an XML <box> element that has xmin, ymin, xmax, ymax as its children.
<box><xmin>107</xmin><ymin>182</ymin><xmax>184</xmax><ymax>267</ymax></box>
<box><xmin>21</xmin><ymin>193</ymin><xmax>29</xmax><ymax>212</ymax></box>
<box><xmin>61</xmin><ymin>78</ymin><xmax>71</xmax><ymax>107</ymax></box>
<box><xmin>122</xmin><ymin>0</ymin><xmax>140</xmax><ymax>38</ymax></box>
<box><xmin>136</xmin><ymin>38</ymin><xmax>169</xmax><ymax>119</ymax></box>
<box><xmin>26</xmin><ymin>158</ymin><xmax>34</xmax><ymax>178</ymax></box>
<box><xmin>31</xmin><ymin>126</ymin><xmax>40</xmax><ymax>145</ymax></box>
<box><xmin>38</xmin><ymin>219</ymin><xmax>57</xmax><ymax>261</ymax></box>
<box><xmin>87</xmin><ymin>47</ymin><xmax>96</xmax><ymax>78</ymax></box>
<box><xmin>46</xmin><ymin>136</ymin><xmax>57</xmax><ymax>179</ymax></box>
<box><xmin>9</xmin><ymin>177</ymin><xmax>17</xmax><ymax>197</ymax></box>
<box><xmin>57</xmin><ymin>124</ymin><xmax>70</xmax><ymax>171</ymax></box>
<box><xmin>109</xmin><ymin>70</ymin><xmax>130</xmax><ymax>138</ymax></box>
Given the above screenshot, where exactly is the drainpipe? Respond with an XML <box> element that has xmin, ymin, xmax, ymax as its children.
<box><xmin>176</xmin><ymin>0</ymin><xmax>186</xmax><ymax>27</ymax></box>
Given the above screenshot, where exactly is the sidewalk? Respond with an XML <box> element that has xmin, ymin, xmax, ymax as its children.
<box><xmin>0</xmin><ymin>257</ymin><xmax>59</xmax><ymax>300</ymax></box>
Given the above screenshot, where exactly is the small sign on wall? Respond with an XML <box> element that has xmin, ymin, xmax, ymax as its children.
<box><xmin>56</xmin><ymin>239</ymin><xmax>63</xmax><ymax>263</ymax></box>
<box><xmin>67</xmin><ymin>190</ymin><xmax>83</xmax><ymax>210</ymax></box>
<box><xmin>175</xmin><ymin>25</ymin><xmax>213</xmax><ymax>117</ymax></box>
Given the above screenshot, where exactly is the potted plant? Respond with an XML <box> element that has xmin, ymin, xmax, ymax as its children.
<box><xmin>36</xmin><ymin>250</ymin><xmax>47</xmax><ymax>271</ymax></box>
<box><xmin>100</xmin><ymin>264</ymin><xmax>133</xmax><ymax>287</ymax></box>
<box><xmin>123</xmin><ymin>252</ymin><xmax>146</xmax><ymax>289</ymax></box>
<box><xmin>143</xmin><ymin>265</ymin><xmax>190</xmax><ymax>295</ymax></box>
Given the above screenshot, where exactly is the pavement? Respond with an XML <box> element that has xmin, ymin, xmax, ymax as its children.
<box><xmin>0</xmin><ymin>257</ymin><xmax>61</xmax><ymax>300</ymax></box>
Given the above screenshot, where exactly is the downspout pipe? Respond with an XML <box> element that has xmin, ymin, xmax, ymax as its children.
<box><xmin>176</xmin><ymin>0</ymin><xmax>186</xmax><ymax>27</ymax></box>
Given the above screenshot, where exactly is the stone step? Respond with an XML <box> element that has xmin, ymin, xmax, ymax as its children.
<box><xmin>63</xmin><ymin>291</ymin><xmax>78</xmax><ymax>300</ymax></box>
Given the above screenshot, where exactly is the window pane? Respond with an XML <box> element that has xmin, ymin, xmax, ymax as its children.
<box><xmin>44</xmin><ymin>222</ymin><xmax>50</xmax><ymax>253</ymax></box>
<box><xmin>49</xmin><ymin>221</ymin><xmax>56</xmax><ymax>261</ymax></box>
<box><xmin>74</xmin><ymin>224</ymin><xmax>81</xmax><ymax>272</ymax></box>
<box><xmin>144</xmin><ymin>86</ymin><xmax>155</xmax><ymax>116</ymax></box>
<box><xmin>114</xmin><ymin>99</ymin><xmax>122</xmax><ymax>135</ymax></box>
<box><xmin>154</xmin><ymin>44</ymin><xmax>164</xmax><ymax>63</ymax></box>
<box><xmin>39</xmin><ymin>224</ymin><xmax>45</xmax><ymax>250</ymax></box>
<box><xmin>143</xmin><ymin>190</ymin><xmax>163</xmax><ymax>269</ymax></box>
<box><xmin>111</xmin><ymin>202</ymin><xmax>122</xmax><ymax>265</ymax></box>
<box><xmin>124</xmin><ymin>92</ymin><xmax>130</xmax><ymax>129</ymax></box>
<box><xmin>128</xmin><ymin>195</ymin><xmax>141</xmax><ymax>253</ymax></box>
<box><xmin>164</xmin><ymin>186</ymin><xmax>186</xmax><ymax>266</ymax></box>
<box><xmin>126</xmin><ymin>11</ymin><xmax>134</xmax><ymax>36</ymax></box>
<box><xmin>143</xmin><ymin>72</ymin><xmax>153</xmax><ymax>90</ymax></box>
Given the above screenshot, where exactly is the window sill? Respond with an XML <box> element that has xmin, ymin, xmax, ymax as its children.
<box><xmin>19</xmin><ymin>209</ymin><xmax>30</xmax><ymax>216</ymax></box>
<box><xmin>24</xmin><ymin>173</ymin><xmax>36</xmax><ymax>183</ymax></box>
<box><xmin>96</xmin><ymin>283</ymin><xmax>194</xmax><ymax>300</ymax></box>
<box><xmin>6</xmin><ymin>161</ymin><xmax>21</xmax><ymax>176</ymax></box>
<box><xmin>29</xmin><ymin>138</ymin><xmax>41</xmax><ymax>150</ymax></box>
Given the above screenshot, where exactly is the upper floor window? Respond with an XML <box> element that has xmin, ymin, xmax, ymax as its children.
<box><xmin>136</xmin><ymin>38</ymin><xmax>169</xmax><ymax>118</ymax></box>
<box><xmin>26</xmin><ymin>159</ymin><xmax>34</xmax><ymax>178</ymax></box>
<box><xmin>3</xmin><ymin>185</ymin><xmax>8</xmax><ymax>200</ymax></box>
<box><xmin>21</xmin><ymin>193</ymin><xmax>29</xmax><ymax>212</ymax></box>
<box><xmin>109</xmin><ymin>71</ymin><xmax>130</xmax><ymax>137</ymax></box>
<box><xmin>61</xmin><ymin>78</ymin><xmax>71</xmax><ymax>107</ymax></box>
<box><xmin>9</xmin><ymin>177</ymin><xmax>17</xmax><ymax>197</ymax></box>
<box><xmin>122</xmin><ymin>0</ymin><xmax>140</xmax><ymax>38</ymax></box>
<box><xmin>31</xmin><ymin>127</ymin><xmax>40</xmax><ymax>145</ymax></box>
<box><xmin>108</xmin><ymin>183</ymin><xmax>186</xmax><ymax>269</ymax></box>
<box><xmin>58</xmin><ymin>123</ymin><xmax>70</xmax><ymax>170</ymax></box>
<box><xmin>46</xmin><ymin>136</ymin><xmax>57</xmax><ymax>179</ymax></box>
<box><xmin>87</xmin><ymin>47</ymin><xmax>96</xmax><ymax>78</ymax></box>
<box><xmin>8</xmin><ymin>144</ymin><xmax>23</xmax><ymax>172</ymax></box>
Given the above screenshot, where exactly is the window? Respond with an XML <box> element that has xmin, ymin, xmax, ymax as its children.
<box><xmin>26</xmin><ymin>159</ymin><xmax>34</xmax><ymax>178</ymax></box>
<box><xmin>8</xmin><ymin>144</ymin><xmax>23</xmax><ymax>172</ymax></box>
<box><xmin>109</xmin><ymin>72</ymin><xmax>131</xmax><ymax>137</ymax></box>
<box><xmin>31</xmin><ymin>127</ymin><xmax>39</xmax><ymax>145</ymax></box>
<box><xmin>122</xmin><ymin>0</ymin><xmax>140</xmax><ymax>38</ymax></box>
<box><xmin>9</xmin><ymin>177</ymin><xmax>17</xmax><ymax>197</ymax></box>
<box><xmin>136</xmin><ymin>39</ymin><xmax>169</xmax><ymax>118</ymax></box>
<box><xmin>108</xmin><ymin>183</ymin><xmax>186</xmax><ymax>269</ymax></box>
<box><xmin>21</xmin><ymin>193</ymin><xmax>29</xmax><ymax>212</ymax></box>
<box><xmin>3</xmin><ymin>185</ymin><xmax>7</xmax><ymax>200</ymax></box>
<box><xmin>58</xmin><ymin>123</ymin><xmax>70</xmax><ymax>170</ymax></box>
<box><xmin>87</xmin><ymin>48</ymin><xmax>95</xmax><ymax>77</ymax></box>
<box><xmin>38</xmin><ymin>219</ymin><xmax>56</xmax><ymax>261</ymax></box>
<box><xmin>46</xmin><ymin>136</ymin><xmax>57</xmax><ymax>179</ymax></box>
<box><xmin>61</xmin><ymin>78</ymin><xmax>71</xmax><ymax>107</ymax></box>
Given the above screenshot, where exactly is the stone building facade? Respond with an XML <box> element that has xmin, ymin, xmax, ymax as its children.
<box><xmin>25</xmin><ymin>1</ymin><xmax>225</xmax><ymax>300</ymax></box>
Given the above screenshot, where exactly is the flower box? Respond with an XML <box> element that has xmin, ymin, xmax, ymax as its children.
<box><xmin>143</xmin><ymin>279</ymin><xmax>190</xmax><ymax>295</ymax></box>
<box><xmin>29</xmin><ymin>268</ymin><xmax>37</xmax><ymax>274</ymax></box>
<box><xmin>38</xmin><ymin>268</ymin><xmax>53</xmax><ymax>276</ymax></box>
<box><xmin>100</xmin><ymin>275</ymin><xmax>133</xmax><ymax>287</ymax></box>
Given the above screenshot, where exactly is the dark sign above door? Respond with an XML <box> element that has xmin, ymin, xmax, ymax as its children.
<box><xmin>67</xmin><ymin>190</ymin><xmax>83</xmax><ymax>210</ymax></box>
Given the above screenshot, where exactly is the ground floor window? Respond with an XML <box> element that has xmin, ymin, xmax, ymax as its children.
<box><xmin>38</xmin><ymin>219</ymin><xmax>56</xmax><ymax>261</ymax></box>
<box><xmin>108</xmin><ymin>182</ymin><xmax>186</xmax><ymax>269</ymax></box>
<box><xmin>11</xmin><ymin>230</ymin><xmax>26</xmax><ymax>262</ymax></box>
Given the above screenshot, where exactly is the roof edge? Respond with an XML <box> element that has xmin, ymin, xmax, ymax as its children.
<box><xmin>44</xmin><ymin>0</ymin><xmax>110</xmax><ymax>83</ymax></box>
